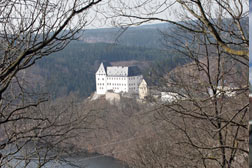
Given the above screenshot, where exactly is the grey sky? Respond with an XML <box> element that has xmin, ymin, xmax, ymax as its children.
<box><xmin>86</xmin><ymin>0</ymin><xmax>181</xmax><ymax>29</ymax></box>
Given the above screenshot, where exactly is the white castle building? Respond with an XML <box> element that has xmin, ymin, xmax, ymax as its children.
<box><xmin>96</xmin><ymin>62</ymin><xmax>145</xmax><ymax>95</ymax></box>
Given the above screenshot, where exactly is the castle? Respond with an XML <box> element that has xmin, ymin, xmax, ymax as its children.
<box><xmin>96</xmin><ymin>62</ymin><xmax>147</xmax><ymax>97</ymax></box>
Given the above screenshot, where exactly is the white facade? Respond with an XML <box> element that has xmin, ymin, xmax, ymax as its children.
<box><xmin>139</xmin><ymin>79</ymin><xmax>148</xmax><ymax>99</ymax></box>
<box><xmin>208</xmin><ymin>86</ymin><xmax>237</xmax><ymax>98</ymax></box>
<box><xmin>96</xmin><ymin>63</ymin><xmax>144</xmax><ymax>95</ymax></box>
<box><xmin>161</xmin><ymin>92</ymin><xmax>182</xmax><ymax>103</ymax></box>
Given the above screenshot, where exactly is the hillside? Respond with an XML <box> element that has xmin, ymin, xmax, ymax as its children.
<box><xmin>80</xmin><ymin>23</ymin><xmax>173</xmax><ymax>48</ymax></box>
<box><xmin>164</xmin><ymin>55</ymin><xmax>248</xmax><ymax>95</ymax></box>
<box><xmin>25</xmin><ymin>18</ymin><xmax>248</xmax><ymax>99</ymax></box>
<box><xmin>33</xmin><ymin>41</ymin><xmax>188</xmax><ymax>98</ymax></box>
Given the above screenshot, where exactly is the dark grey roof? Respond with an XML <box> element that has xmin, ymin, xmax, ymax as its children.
<box><xmin>102</xmin><ymin>61</ymin><xmax>111</xmax><ymax>73</ymax></box>
<box><xmin>102</xmin><ymin>61</ymin><xmax>112</xmax><ymax>68</ymax></box>
<box><xmin>98</xmin><ymin>62</ymin><xmax>142</xmax><ymax>77</ymax></box>
<box><xmin>128</xmin><ymin>66</ymin><xmax>141</xmax><ymax>76</ymax></box>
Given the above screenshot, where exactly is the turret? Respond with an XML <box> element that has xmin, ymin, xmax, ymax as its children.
<box><xmin>96</xmin><ymin>62</ymin><xmax>107</xmax><ymax>94</ymax></box>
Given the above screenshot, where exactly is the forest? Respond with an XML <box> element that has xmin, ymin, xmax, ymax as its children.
<box><xmin>36</xmin><ymin>39</ymin><xmax>188</xmax><ymax>98</ymax></box>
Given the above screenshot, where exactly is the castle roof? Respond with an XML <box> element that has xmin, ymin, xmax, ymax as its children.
<box><xmin>97</xmin><ymin>62</ymin><xmax>141</xmax><ymax>77</ymax></box>
<box><xmin>96</xmin><ymin>62</ymin><xmax>106</xmax><ymax>75</ymax></box>
<box><xmin>139</xmin><ymin>79</ymin><xmax>147</xmax><ymax>86</ymax></box>
<box><xmin>128</xmin><ymin>66</ymin><xmax>141</xmax><ymax>76</ymax></box>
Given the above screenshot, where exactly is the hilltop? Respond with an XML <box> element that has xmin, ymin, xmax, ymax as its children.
<box><xmin>26</xmin><ymin>40</ymin><xmax>188</xmax><ymax>99</ymax></box>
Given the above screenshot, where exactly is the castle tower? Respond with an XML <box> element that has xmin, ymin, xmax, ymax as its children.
<box><xmin>96</xmin><ymin>62</ymin><xmax>107</xmax><ymax>94</ymax></box>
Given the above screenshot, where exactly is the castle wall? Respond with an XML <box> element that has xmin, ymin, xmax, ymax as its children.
<box><xmin>96</xmin><ymin>74</ymin><xmax>107</xmax><ymax>94</ymax></box>
<box><xmin>106</xmin><ymin>76</ymin><xmax>128</xmax><ymax>93</ymax></box>
<box><xmin>95</xmin><ymin>63</ymin><xmax>144</xmax><ymax>95</ymax></box>
<box><xmin>105</xmin><ymin>92</ymin><xmax>120</xmax><ymax>104</ymax></box>
<box><xmin>128</xmin><ymin>75</ymin><xmax>143</xmax><ymax>94</ymax></box>
<box><xmin>139</xmin><ymin>80</ymin><xmax>148</xmax><ymax>99</ymax></box>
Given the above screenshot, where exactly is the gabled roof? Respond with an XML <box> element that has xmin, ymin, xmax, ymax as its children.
<box><xmin>96</xmin><ymin>62</ymin><xmax>106</xmax><ymax>75</ymax></box>
<box><xmin>96</xmin><ymin>62</ymin><xmax>142</xmax><ymax>77</ymax></box>
<box><xmin>106</xmin><ymin>65</ymin><xmax>141</xmax><ymax>77</ymax></box>
<box><xmin>139</xmin><ymin>79</ymin><xmax>147</xmax><ymax>86</ymax></box>
<box><xmin>107</xmin><ymin>66</ymin><xmax>128</xmax><ymax>76</ymax></box>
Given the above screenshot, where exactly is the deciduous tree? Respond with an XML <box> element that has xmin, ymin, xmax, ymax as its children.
<box><xmin>0</xmin><ymin>0</ymin><xmax>103</xmax><ymax>167</ymax></box>
<box><xmin>108</xmin><ymin>1</ymin><xmax>249</xmax><ymax>167</ymax></box>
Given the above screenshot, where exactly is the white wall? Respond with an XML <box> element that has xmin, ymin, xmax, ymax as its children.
<box><xmin>208</xmin><ymin>86</ymin><xmax>236</xmax><ymax>97</ymax></box>
<box><xmin>96</xmin><ymin>75</ymin><xmax>143</xmax><ymax>95</ymax></box>
<box><xmin>161</xmin><ymin>92</ymin><xmax>181</xmax><ymax>102</ymax></box>
<box><xmin>105</xmin><ymin>92</ymin><xmax>120</xmax><ymax>104</ymax></box>
<box><xmin>106</xmin><ymin>76</ymin><xmax>128</xmax><ymax>93</ymax></box>
<box><xmin>128</xmin><ymin>75</ymin><xmax>143</xmax><ymax>93</ymax></box>
<box><xmin>139</xmin><ymin>80</ymin><xmax>148</xmax><ymax>99</ymax></box>
<box><xmin>96</xmin><ymin>74</ymin><xmax>107</xmax><ymax>94</ymax></box>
